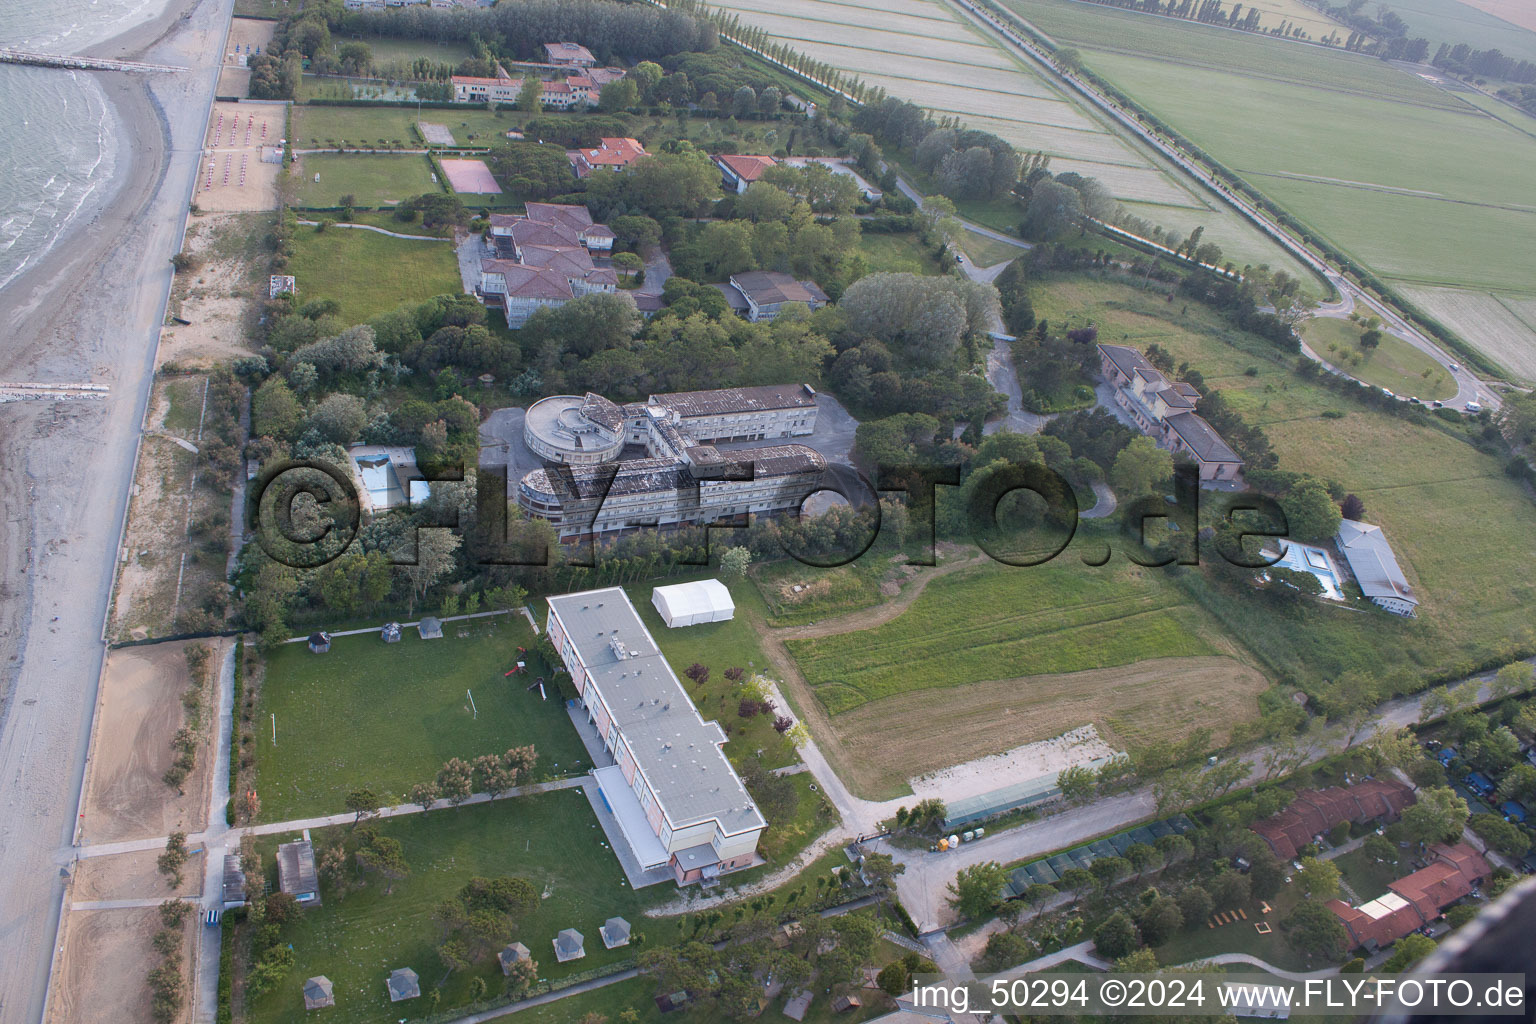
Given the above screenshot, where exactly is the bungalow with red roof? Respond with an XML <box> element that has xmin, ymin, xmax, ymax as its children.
<box><xmin>715</xmin><ymin>154</ymin><xmax>777</xmax><ymax>194</ymax></box>
<box><xmin>569</xmin><ymin>137</ymin><xmax>648</xmax><ymax>177</ymax></box>
<box><xmin>1249</xmin><ymin>779</ymin><xmax>1414</xmax><ymax>861</ymax></box>
<box><xmin>1327</xmin><ymin>843</ymin><xmax>1490</xmax><ymax>950</ymax></box>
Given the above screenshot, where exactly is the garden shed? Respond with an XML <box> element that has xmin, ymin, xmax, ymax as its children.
<box><xmin>651</xmin><ymin>579</ymin><xmax>734</xmax><ymax>628</ymax></box>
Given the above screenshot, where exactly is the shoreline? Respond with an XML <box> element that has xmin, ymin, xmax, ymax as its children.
<box><xmin>0</xmin><ymin>0</ymin><xmax>236</xmax><ymax>1017</ymax></box>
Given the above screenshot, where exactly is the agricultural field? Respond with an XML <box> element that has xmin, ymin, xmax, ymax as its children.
<box><xmin>1030</xmin><ymin>274</ymin><xmax>1536</xmax><ymax>688</ymax></box>
<box><xmin>243</xmin><ymin>794</ymin><xmax>670</xmax><ymax>1024</ymax></box>
<box><xmin>293</xmin><ymin>153</ymin><xmax>440</xmax><ymax>208</ymax></box>
<box><xmin>285</xmin><ymin>226</ymin><xmax>461</xmax><ymax>324</ymax></box>
<box><xmin>1396</xmin><ymin>284</ymin><xmax>1536</xmax><ymax>381</ymax></box>
<box><xmin>709</xmin><ymin>0</ymin><xmax>1315</xmax><ymax>277</ymax></box>
<box><xmin>252</xmin><ymin>620</ymin><xmax>586</xmax><ymax>820</ymax></box>
<box><xmin>1301</xmin><ymin>316</ymin><xmax>1455</xmax><ymax>400</ymax></box>
<box><xmin>1378</xmin><ymin>0</ymin><xmax>1536</xmax><ymax>58</ymax></box>
<box><xmin>1011</xmin><ymin>0</ymin><xmax>1536</xmax><ymax>377</ymax></box>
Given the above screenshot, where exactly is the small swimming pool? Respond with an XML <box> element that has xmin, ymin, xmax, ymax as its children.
<box><xmin>1274</xmin><ymin>541</ymin><xmax>1343</xmax><ymax>600</ymax></box>
<box><xmin>355</xmin><ymin>455</ymin><xmax>406</xmax><ymax>509</ymax></box>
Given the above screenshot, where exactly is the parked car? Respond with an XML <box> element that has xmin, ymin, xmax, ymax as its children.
<box><xmin>1466</xmin><ymin>401</ymin><xmax>1482</xmax><ymax>413</ymax></box>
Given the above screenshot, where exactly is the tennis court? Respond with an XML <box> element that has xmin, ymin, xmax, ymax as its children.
<box><xmin>439</xmin><ymin>158</ymin><xmax>503</xmax><ymax>194</ymax></box>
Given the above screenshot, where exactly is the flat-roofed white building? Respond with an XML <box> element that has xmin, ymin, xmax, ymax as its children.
<box><xmin>652</xmin><ymin>579</ymin><xmax>735</xmax><ymax>627</ymax></box>
<box><xmin>547</xmin><ymin>588</ymin><xmax>764</xmax><ymax>885</ymax></box>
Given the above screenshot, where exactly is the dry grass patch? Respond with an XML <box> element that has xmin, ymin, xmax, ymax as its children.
<box><xmin>828</xmin><ymin>656</ymin><xmax>1266</xmax><ymax>797</ymax></box>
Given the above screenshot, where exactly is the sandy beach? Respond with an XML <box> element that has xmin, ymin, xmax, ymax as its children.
<box><xmin>0</xmin><ymin>0</ymin><xmax>235</xmax><ymax>1018</ymax></box>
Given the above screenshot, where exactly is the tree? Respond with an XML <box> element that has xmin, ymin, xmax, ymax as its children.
<box><xmin>631</xmin><ymin>60</ymin><xmax>663</xmax><ymax>101</ymax></box>
<box><xmin>1177</xmin><ymin>884</ymin><xmax>1213</xmax><ymax>927</ymax></box>
<box><xmin>518</xmin><ymin>75</ymin><xmax>542</xmax><ymax>112</ymax></box>
<box><xmin>409</xmin><ymin>781</ymin><xmax>439</xmax><ymax>811</ymax></box>
<box><xmin>1469</xmin><ymin>813</ymin><xmax>1530</xmax><ymax>857</ymax></box>
<box><xmin>1296</xmin><ymin>856</ymin><xmax>1342</xmax><ymax>900</ymax></box>
<box><xmin>1022</xmin><ymin>882</ymin><xmax>1056</xmax><ymax>911</ymax></box>
<box><xmin>1285</xmin><ymin>899</ymin><xmax>1349</xmax><ymax>959</ymax></box>
<box><xmin>1363</xmin><ymin>835</ymin><xmax>1399</xmax><ymax>865</ymax></box>
<box><xmin>1124</xmin><ymin>842</ymin><xmax>1159</xmax><ymax>878</ymax></box>
<box><xmin>1110</xmin><ymin>436</ymin><xmax>1173</xmax><ymax>496</ymax></box>
<box><xmin>1089</xmin><ymin>856</ymin><xmax>1130</xmax><ymax>889</ymax></box>
<box><xmin>398</xmin><ymin>528</ymin><xmax>461</xmax><ymax>613</ymax></box>
<box><xmin>252</xmin><ymin>376</ymin><xmax>303</xmax><ymax>439</ymax></box>
<box><xmin>1399</xmin><ymin>786</ymin><xmax>1469</xmax><ymax>847</ymax></box>
<box><xmin>720</xmin><ymin>546</ymin><xmax>751</xmax><ymax>580</ymax></box>
<box><xmin>1359</xmin><ymin>328</ymin><xmax>1382</xmax><ymax>351</ymax></box>
<box><xmin>345</xmin><ymin>788</ymin><xmax>381</xmax><ymax>824</ymax></box>
<box><xmin>1492</xmin><ymin>661</ymin><xmax>1535</xmax><ymax>699</ymax></box>
<box><xmin>1281</xmin><ymin>481</ymin><xmax>1343</xmax><ymax>543</ymax></box>
<box><xmin>1021</xmin><ymin>180</ymin><xmax>1083</xmax><ymax>241</ymax></box>
<box><xmin>1093</xmin><ymin>912</ymin><xmax>1141</xmax><ymax>959</ymax></box>
<box><xmin>436</xmin><ymin>757</ymin><xmax>475</xmax><ymax>806</ymax></box>
<box><xmin>731</xmin><ymin>85</ymin><xmax>757</xmax><ymax>118</ymax></box>
<box><xmin>265</xmin><ymin>891</ymin><xmax>301</xmax><ymax>925</ymax></box>
<box><xmin>1383</xmin><ymin>932</ymin><xmax>1436</xmax><ymax>972</ymax></box>
<box><xmin>158</xmin><ymin>831</ymin><xmax>189</xmax><ymax>887</ymax></box>
<box><xmin>948</xmin><ymin>862</ymin><xmax>1008</xmax><ymax>921</ymax></box>
<box><xmin>860</xmin><ymin>852</ymin><xmax>905</xmax><ymax>890</ymax></box>
<box><xmin>876</xmin><ymin>960</ymin><xmax>909</xmax><ymax>996</ymax></box>
<box><xmin>1059</xmin><ymin>867</ymin><xmax>1096</xmax><ymax>900</ymax></box>
<box><xmin>1137</xmin><ymin>895</ymin><xmax>1184</xmax><ymax>946</ymax></box>
<box><xmin>309</xmin><ymin>392</ymin><xmax>368</xmax><ymax>444</ymax></box>
<box><xmin>599</xmin><ymin>77</ymin><xmax>639</xmax><ymax>112</ymax></box>
<box><xmin>1340</xmin><ymin>493</ymin><xmax>1366</xmax><ymax>520</ymax></box>
<box><xmin>1209</xmin><ymin>870</ymin><xmax>1250</xmax><ymax>909</ymax></box>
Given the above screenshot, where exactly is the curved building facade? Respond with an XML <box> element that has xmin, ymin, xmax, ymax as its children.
<box><xmin>523</xmin><ymin>394</ymin><xmax>626</xmax><ymax>465</ymax></box>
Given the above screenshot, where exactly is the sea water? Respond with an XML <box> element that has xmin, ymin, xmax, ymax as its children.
<box><xmin>0</xmin><ymin>0</ymin><xmax>171</xmax><ymax>292</ymax></box>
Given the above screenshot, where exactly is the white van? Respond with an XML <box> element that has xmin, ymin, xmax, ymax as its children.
<box><xmin>1465</xmin><ymin>401</ymin><xmax>1482</xmax><ymax>413</ymax></box>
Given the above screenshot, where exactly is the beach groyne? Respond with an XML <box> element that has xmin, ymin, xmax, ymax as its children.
<box><xmin>0</xmin><ymin>47</ymin><xmax>183</xmax><ymax>74</ymax></box>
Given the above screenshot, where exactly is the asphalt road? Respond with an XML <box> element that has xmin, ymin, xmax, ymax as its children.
<box><xmin>0</xmin><ymin>1</ymin><xmax>230</xmax><ymax>1020</ymax></box>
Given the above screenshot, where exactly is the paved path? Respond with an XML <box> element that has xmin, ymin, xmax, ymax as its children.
<box><xmin>283</xmin><ymin>606</ymin><xmax>519</xmax><ymax>643</ymax></box>
<box><xmin>74</xmin><ymin>777</ymin><xmax>589</xmax><ymax>862</ymax></box>
<box><xmin>1184</xmin><ymin>953</ymin><xmax>1338</xmax><ymax>982</ymax></box>
<box><xmin>982</xmin><ymin>335</ymin><xmax>1050</xmax><ymax>435</ymax></box>
<box><xmin>945</xmin><ymin>0</ymin><xmax>1501</xmax><ymax>414</ymax></box>
<box><xmin>69</xmin><ymin>898</ymin><xmax>171</xmax><ymax>911</ymax></box>
<box><xmin>294</xmin><ymin>218</ymin><xmax>446</xmax><ymax>241</ymax></box>
<box><xmin>192</xmin><ymin>642</ymin><xmax>236</xmax><ymax>1023</ymax></box>
<box><xmin>1081</xmin><ymin>480</ymin><xmax>1117</xmax><ymax>519</ymax></box>
<box><xmin>996</xmin><ymin>939</ymin><xmax>1110</xmax><ymax>976</ymax></box>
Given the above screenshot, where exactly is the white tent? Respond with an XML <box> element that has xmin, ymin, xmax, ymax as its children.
<box><xmin>652</xmin><ymin>579</ymin><xmax>735</xmax><ymax>628</ymax></box>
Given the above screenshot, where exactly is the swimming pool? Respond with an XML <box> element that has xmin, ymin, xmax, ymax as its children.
<box><xmin>1273</xmin><ymin>542</ymin><xmax>1343</xmax><ymax>600</ymax></box>
<box><xmin>355</xmin><ymin>455</ymin><xmax>406</xmax><ymax>509</ymax></box>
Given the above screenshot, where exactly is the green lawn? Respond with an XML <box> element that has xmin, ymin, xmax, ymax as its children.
<box><xmin>625</xmin><ymin>578</ymin><xmax>799</xmax><ymax>771</ymax></box>
<box><xmin>253</xmin><ymin>620</ymin><xmax>587</xmax><ymax>820</ymax></box>
<box><xmin>1332</xmin><ymin>846</ymin><xmax>1402</xmax><ymax>901</ymax></box>
<box><xmin>858</xmin><ymin>232</ymin><xmax>945</xmax><ymax>276</ymax></box>
<box><xmin>958</xmin><ymin>227</ymin><xmax>1027</xmax><ymax>268</ymax></box>
<box><xmin>751</xmin><ymin>556</ymin><xmax>898</xmax><ymax>627</ymax></box>
<box><xmin>356</xmin><ymin>35</ymin><xmax>476</xmax><ymax>67</ymax></box>
<box><xmin>1153</xmin><ymin>883</ymin><xmax>1316</xmax><ymax>971</ymax></box>
<box><xmin>1028</xmin><ymin>273</ymin><xmax>1536</xmax><ymax>690</ymax></box>
<box><xmin>1302</xmin><ymin>317</ymin><xmax>1455</xmax><ymax>400</ymax></box>
<box><xmin>786</xmin><ymin>560</ymin><xmax>1222</xmax><ymax>715</ymax></box>
<box><xmin>285</xmin><ymin>226</ymin><xmax>461</xmax><ymax>324</ymax></box>
<box><xmin>293</xmin><ymin>153</ymin><xmax>440</xmax><ymax>209</ymax></box>
<box><xmin>243</xmin><ymin>793</ymin><xmax>670</xmax><ymax>1024</ymax></box>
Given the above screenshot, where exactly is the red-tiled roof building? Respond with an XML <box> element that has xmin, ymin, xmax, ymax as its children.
<box><xmin>1327</xmin><ymin>843</ymin><xmax>1490</xmax><ymax>950</ymax></box>
<box><xmin>1249</xmin><ymin>779</ymin><xmax>1415</xmax><ymax>861</ymax></box>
